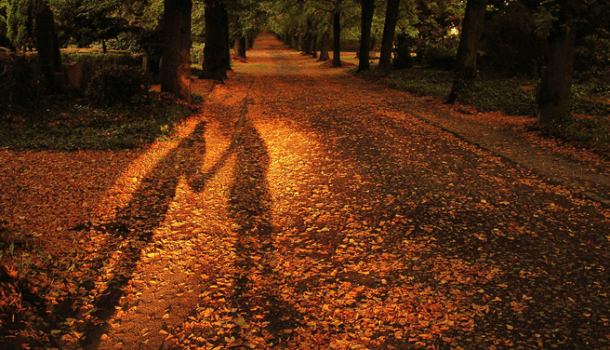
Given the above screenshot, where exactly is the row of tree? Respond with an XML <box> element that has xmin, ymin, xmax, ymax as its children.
<box><xmin>266</xmin><ymin>0</ymin><xmax>610</xmax><ymax>125</ymax></box>
<box><xmin>1</xmin><ymin>0</ymin><xmax>609</xmax><ymax>124</ymax></box>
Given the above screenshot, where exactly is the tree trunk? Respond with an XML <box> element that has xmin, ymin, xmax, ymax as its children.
<box><xmin>332</xmin><ymin>12</ymin><xmax>341</xmax><ymax>67</ymax></box>
<box><xmin>238</xmin><ymin>35</ymin><xmax>246</xmax><ymax>58</ymax></box>
<box><xmin>446</xmin><ymin>0</ymin><xmax>488</xmax><ymax>104</ymax></box>
<box><xmin>247</xmin><ymin>32</ymin><xmax>255</xmax><ymax>48</ymax></box>
<box><xmin>319</xmin><ymin>30</ymin><xmax>330</xmax><ymax>61</ymax></box>
<box><xmin>162</xmin><ymin>0</ymin><xmax>192</xmax><ymax>101</ymax></box>
<box><xmin>393</xmin><ymin>34</ymin><xmax>413</xmax><ymax>69</ymax></box>
<box><xmin>201</xmin><ymin>0</ymin><xmax>230</xmax><ymax>81</ymax></box>
<box><xmin>285</xmin><ymin>32</ymin><xmax>292</xmax><ymax>47</ymax></box>
<box><xmin>303</xmin><ymin>33</ymin><xmax>311</xmax><ymax>54</ymax></box>
<box><xmin>304</xmin><ymin>20</ymin><xmax>313</xmax><ymax>55</ymax></box>
<box><xmin>538</xmin><ymin>24</ymin><xmax>576</xmax><ymax>125</ymax></box>
<box><xmin>312</xmin><ymin>34</ymin><xmax>318</xmax><ymax>58</ymax></box>
<box><xmin>379</xmin><ymin>0</ymin><xmax>400</xmax><ymax>74</ymax></box>
<box><xmin>34</xmin><ymin>2</ymin><xmax>62</xmax><ymax>93</ymax></box>
<box><xmin>292</xmin><ymin>33</ymin><xmax>300</xmax><ymax>50</ymax></box>
<box><xmin>223</xmin><ymin>7</ymin><xmax>231</xmax><ymax>71</ymax></box>
<box><xmin>357</xmin><ymin>0</ymin><xmax>375</xmax><ymax>72</ymax></box>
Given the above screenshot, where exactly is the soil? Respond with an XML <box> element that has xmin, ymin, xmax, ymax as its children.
<box><xmin>1</xmin><ymin>33</ymin><xmax>609</xmax><ymax>350</ymax></box>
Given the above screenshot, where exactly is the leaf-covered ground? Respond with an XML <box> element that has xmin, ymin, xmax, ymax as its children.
<box><xmin>1</xmin><ymin>34</ymin><xmax>610</xmax><ymax>350</ymax></box>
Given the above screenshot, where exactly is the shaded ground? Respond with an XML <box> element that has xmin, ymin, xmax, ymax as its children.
<box><xmin>1</xmin><ymin>33</ymin><xmax>609</xmax><ymax>350</ymax></box>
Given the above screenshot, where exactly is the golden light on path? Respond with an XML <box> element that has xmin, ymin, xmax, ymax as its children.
<box><xmin>91</xmin><ymin>117</ymin><xmax>204</xmax><ymax>221</ymax></box>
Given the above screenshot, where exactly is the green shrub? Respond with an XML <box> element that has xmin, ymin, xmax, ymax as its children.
<box><xmin>61</xmin><ymin>51</ymin><xmax>143</xmax><ymax>91</ymax></box>
<box><xmin>574</xmin><ymin>29</ymin><xmax>610</xmax><ymax>73</ymax></box>
<box><xmin>421</xmin><ymin>44</ymin><xmax>456</xmax><ymax>70</ymax></box>
<box><xmin>543</xmin><ymin>114</ymin><xmax>610</xmax><ymax>155</ymax></box>
<box><xmin>0</xmin><ymin>92</ymin><xmax>194</xmax><ymax>151</ymax></box>
<box><xmin>85</xmin><ymin>64</ymin><xmax>147</xmax><ymax>105</ymax></box>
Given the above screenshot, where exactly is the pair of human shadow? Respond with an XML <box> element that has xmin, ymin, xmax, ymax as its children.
<box><xmin>73</xmin><ymin>119</ymin><xmax>296</xmax><ymax>349</ymax></box>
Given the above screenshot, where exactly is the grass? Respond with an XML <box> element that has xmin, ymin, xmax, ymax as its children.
<box><xmin>359</xmin><ymin>65</ymin><xmax>610</xmax><ymax>157</ymax></box>
<box><xmin>0</xmin><ymin>92</ymin><xmax>195</xmax><ymax>151</ymax></box>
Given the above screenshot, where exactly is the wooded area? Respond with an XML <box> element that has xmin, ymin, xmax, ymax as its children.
<box><xmin>1</xmin><ymin>0</ymin><xmax>609</xmax><ymax>124</ymax></box>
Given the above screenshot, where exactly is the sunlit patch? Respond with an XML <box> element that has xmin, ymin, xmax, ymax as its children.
<box><xmin>92</xmin><ymin>117</ymin><xmax>204</xmax><ymax>220</ymax></box>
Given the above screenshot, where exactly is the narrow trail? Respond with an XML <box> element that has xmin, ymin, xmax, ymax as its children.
<box><xmin>2</xmin><ymin>34</ymin><xmax>609</xmax><ymax>350</ymax></box>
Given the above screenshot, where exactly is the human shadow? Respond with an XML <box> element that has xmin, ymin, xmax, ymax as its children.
<box><xmin>224</xmin><ymin>121</ymin><xmax>301</xmax><ymax>347</ymax></box>
<box><xmin>73</xmin><ymin>121</ymin><xmax>217</xmax><ymax>349</ymax></box>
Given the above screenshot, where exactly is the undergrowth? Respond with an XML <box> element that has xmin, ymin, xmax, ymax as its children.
<box><xmin>0</xmin><ymin>92</ymin><xmax>195</xmax><ymax>151</ymax></box>
<box><xmin>359</xmin><ymin>65</ymin><xmax>610</xmax><ymax>157</ymax></box>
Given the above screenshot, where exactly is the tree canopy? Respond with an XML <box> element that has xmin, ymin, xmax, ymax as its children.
<box><xmin>0</xmin><ymin>0</ymin><xmax>608</xmax><ymax>120</ymax></box>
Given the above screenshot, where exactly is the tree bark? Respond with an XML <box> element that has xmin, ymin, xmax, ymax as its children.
<box><xmin>379</xmin><ymin>0</ymin><xmax>400</xmax><ymax>74</ymax></box>
<box><xmin>332</xmin><ymin>12</ymin><xmax>341</xmax><ymax>67</ymax></box>
<box><xmin>319</xmin><ymin>30</ymin><xmax>330</xmax><ymax>61</ymax></box>
<box><xmin>446</xmin><ymin>0</ymin><xmax>488</xmax><ymax>104</ymax></box>
<box><xmin>312</xmin><ymin>34</ymin><xmax>318</xmax><ymax>58</ymax></box>
<box><xmin>234</xmin><ymin>35</ymin><xmax>246</xmax><ymax>58</ymax></box>
<box><xmin>201</xmin><ymin>0</ymin><xmax>230</xmax><ymax>81</ymax></box>
<box><xmin>357</xmin><ymin>0</ymin><xmax>375</xmax><ymax>72</ymax></box>
<box><xmin>538</xmin><ymin>24</ymin><xmax>576</xmax><ymax>125</ymax></box>
<box><xmin>161</xmin><ymin>0</ymin><xmax>192</xmax><ymax>101</ymax></box>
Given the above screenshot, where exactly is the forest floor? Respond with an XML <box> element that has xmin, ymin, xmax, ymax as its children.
<box><xmin>1</xmin><ymin>33</ymin><xmax>610</xmax><ymax>350</ymax></box>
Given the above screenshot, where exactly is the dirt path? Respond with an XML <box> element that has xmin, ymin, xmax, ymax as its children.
<box><xmin>380</xmin><ymin>95</ymin><xmax>610</xmax><ymax>207</ymax></box>
<box><xmin>2</xmin><ymin>33</ymin><xmax>610</xmax><ymax>350</ymax></box>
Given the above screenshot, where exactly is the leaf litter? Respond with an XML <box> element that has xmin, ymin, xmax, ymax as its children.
<box><xmin>1</xmin><ymin>33</ymin><xmax>610</xmax><ymax>350</ymax></box>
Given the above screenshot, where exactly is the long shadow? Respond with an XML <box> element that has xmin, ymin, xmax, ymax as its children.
<box><xmin>70</xmin><ymin>121</ymin><xmax>220</xmax><ymax>349</ymax></box>
<box><xmin>224</xmin><ymin>120</ymin><xmax>301</xmax><ymax>347</ymax></box>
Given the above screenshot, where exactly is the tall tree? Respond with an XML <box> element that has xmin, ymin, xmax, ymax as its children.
<box><xmin>319</xmin><ymin>29</ymin><xmax>330</xmax><ymax>60</ymax></box>
<box><xmin>6</xmin><ymin>0</ymin><xmax>62</xmax><ymax>90</ymax></box>
<box><xmin>0</xmin><ymin>0</ymin><xmax>13</xmax><ymax>50</ymax></box>
<box><xmin>51</xmin><ymin>0</ymin><xmax>131</xmax><ymax>53</ymax></box>
<box><xmin>357</xmin><ymin>0</ymin><xmax>375</xmax><ymax>72</ymax></box>
<box><xmin>534</xmin><ymin>0</ymin><xmax>603</xmax><ymax>125</ymax></box>
<box><xmin>378</xmin><ymin>0</ymin><xmax>400</xmax><ymax>74</ymax></box>
<box><xmin>537</xmin><ymin>15</ymin><xmax>575</xmax><ymax>124</ymax></box>
<box><xmin>201</xmin><ymin>0</ymin><xmax>230</xmax><ymax>80</ymax></box>
<box><xmin>161</xmin><ymin>0</ymin><xmax>192</xmax><ymax>101</ymax></box>
<box><xmin>34</xmin><ymin>1</ymin><xmax>61</xmax><ymax>92</ymax></box>
<box><xmin>332</xmin><ymin>10</ymin><xmax>341</xmax><ymax>66</ymax></box>
<box><xmin>446</xmin><ymin>0</ymin><xmax>487</xmax><ymax>104</ymax></box>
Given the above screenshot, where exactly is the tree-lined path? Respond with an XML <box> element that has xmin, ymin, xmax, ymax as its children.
<box><xmin>2</xmin><ymin>33</ymin><xmax>610</xmax><ymax>350</ymax></box>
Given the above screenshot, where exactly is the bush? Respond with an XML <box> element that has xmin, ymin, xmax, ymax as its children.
<box><xmin>61</xmin><ymin>51</ymin><xmax>143</xmax><ymax>90</ymax></box>
<box><xmin>574</xmin><ymin>29</ymin><xmax>610</xmax><ymax>74</ymax></box>
<box><xmin>85</xmin><ymin>64</ymin><xmax>147</xmax><ymax>105</ymax></box>
<box><xmin>421</xmin><ymin>44</ymin><xmax>456</xmax><ymax>70</ymax></box>
<box><xmin>0</xmin><ymin>52</ymin><xmax>43</xmax><ymax>108</ymax></box>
